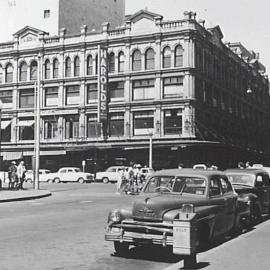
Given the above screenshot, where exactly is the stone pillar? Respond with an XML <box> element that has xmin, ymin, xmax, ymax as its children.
<box><xmin>124</xmin><ymin>107</ymin><xmax>131</xmax><ymax>138</ymax></box>
<box><xmin>80</xmin><ymin>82</ymin><xmax>85</xmax><ymax>106</ymax></box>
<box><xmin>10</xmin><ymin>113</ymin><xmax>17</xmax><ymax>143</ymax></box>
<box><xmin>155</xmin><ymin>105</ymin><xmax>161</xmax><ymax>137</ymax></box>
<box><xmin>59</xmin><ymin>82</ymin><xmax>64</xmax><ymax>107</ymax></box>
<box><xmin>184</xmin><ymin>73</ymin><xmax>195</xmax><ymax>99</ymax></box>
<box><xmin>155</xmin><ymin>77</ymin><xmax>161</xmax><ymax>100</ymax></box>
<box><xmin>124</xmin><ymin>77</ymin><xmax>131</xmax><ymax>103</ymax></box>
<box><xmin>155</xmin><ymin>39</ymin><xmax>161</xmax><ymax>70</ymax></box>
<box><xmin>79</xmin><ymin>108</ymin><xmax>86</xmax><ymax>138</ymax></box>
<box><xmin>125</xmin><ymin>44</ymin><xmax>131</xmax><ymax>72</ymax></box>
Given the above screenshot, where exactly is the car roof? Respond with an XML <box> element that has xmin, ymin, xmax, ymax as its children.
<box><xmin>152</xmin><ymin>168</ymin><xmax>224</xmax><ymax>177</ymax></box>
<box><xmin>224</xmin><ymin>168</ymin><xmax>267</xmax><ymax>174</ymax></box>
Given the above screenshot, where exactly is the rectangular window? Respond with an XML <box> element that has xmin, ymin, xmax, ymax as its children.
<box><xmin>19</xmin><ymin>89</ymin><xmax>34</xmax><ymax>108</ymax></box>
<box><xmin>87</xmin><ymin>83</ymin><xmax>98</xmax><ymax>103</ymax></box>
<box><xmin>109</xmin><ymin>81</ymin><xmax>124</xmax><ymax>101</ymax></box>
<box><xmin>133</xmin><ymin>79</ymin><xmax>155</xmax><ymax>100</ymax></box>
<box><xmin>18</xmin><ymin>118</ymin><xmax>34</xmax><ymax>140</ymax></box>
<box><xmin>44</xmin><ymin>87</ymin><xmax>58</xmax><ymax>107</ymax></box>
<box><xmin>44</xmin><ymin>9</ymin><xmax>50</xmax><ymax>18</ymax></box>
<box><xmin>163</xmin><ymin>77</ymin><xmax>184</xmax><ymax>98</ymax></box>
<box><xmin>65</xmin><ymin>85</ymin><xmax>80</xmax><ymax>105</ymax></box>
<box><xmin>44</xmin><ymin>117</ymin><xmax>58</xmax><ymax>139</ymax></box>
<box><xmin>164</xmin><ymin>109</ymin><xmax>182</xmax><ymax>135</ymax></box>
<box><xmin>0</xmin><ymin>90</ymin><xmax>12</xmax><ymax>108</ymax></box>
<box><xmin>87</xmin><ymin>114</ymin><xmax>101</xmax><ymax>138</ymax></box>
<box><xmin>133</xmin><ymin>111</ymin><xmax>154</xmax><ymax>135</ymax></box>
<box><xmin>109</xmin><ymin>112</ymin><xmax>124</xmax><ymax>136</ymax></box>
<box><xmin>65</xmin><ymin>115</ymin><xmax>79</xmax><ymax>139</ymax></box>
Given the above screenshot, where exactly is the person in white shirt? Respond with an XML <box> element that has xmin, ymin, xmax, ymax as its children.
<box><xmin>17</xmin><ymin>160</ymin><xmax>26</xmax><ymax>190</ymax></box>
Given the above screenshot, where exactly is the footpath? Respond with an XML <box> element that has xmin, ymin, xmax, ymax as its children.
<box><xmin>0</xmin><ymin>182</ymin><xmax>51</xmax><ymax>203</ymax></box>
<box><xmin>164</xmin><ymin>217</ymin><xmax>270</xmax><ymax>270</ymax></box>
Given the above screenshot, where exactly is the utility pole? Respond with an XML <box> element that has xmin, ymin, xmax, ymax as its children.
<box><xmin>34</xmin><ymin>53</ymin><xmax>41</xmax><ymax>190</ymax></box>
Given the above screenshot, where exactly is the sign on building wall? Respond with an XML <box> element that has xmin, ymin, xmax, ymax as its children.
<box><xmin>97</xmin><ymin>45</ymin><xmax>108</xmax><ymax>123</ymax></box>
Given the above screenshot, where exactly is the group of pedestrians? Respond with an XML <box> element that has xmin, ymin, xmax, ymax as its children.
<box><xmin>116</xmin><ymin>163</ymin><xmax>145</xmax><ymax>195</ymax></box>
<box><xmin>8</xmin><ymin>160</ymin><xmax>26</xmax><ymax>190</ymax></box>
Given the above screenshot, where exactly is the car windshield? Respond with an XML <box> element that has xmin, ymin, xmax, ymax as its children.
<box><xmin>226</xmin><ymin>173</ymin><xmax>255</xmax><ymax>186</ymax></box>
<box><xmin>143</xmin><ymin>175</ymin><xmax>206</xmax><ymax>195</ymax></box>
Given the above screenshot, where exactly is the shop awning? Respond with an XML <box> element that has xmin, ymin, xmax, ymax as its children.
<box><xmin>2</xmin><ymin>152</ymin><xmax>23</xmax><ymax>161</ymax></box>
<box><xmin>23</xmin><ymin>150</ymin><xmax>66</xmax><ymax>156</ymax></box>
<box><xmin>17</xmin><ymin>120</ymin><xmax>34</xmax><ymax>127</ymax></box>
<box><xmin>1</xmin><ymin>120</ymin><xmax>11</xmax><ymax>129</ymax></box>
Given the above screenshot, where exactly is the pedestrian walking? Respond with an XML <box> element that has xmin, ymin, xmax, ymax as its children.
<box><xmin>8</xmin><ymin>161</ymin><xmax>17</xmax><ymax>190</ymax></box>
<box><xmin>116</xmin><ymin>168</ymin><xmax>124</xmax><ymax>194</ymax></box>
<box><xmin>17</xmin><ymin>160</ymin><xmax>26</xmax><ymax>190</ymax></box>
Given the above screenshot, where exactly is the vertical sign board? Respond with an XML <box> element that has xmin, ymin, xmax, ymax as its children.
<box><xmin>98</xmin><ymin>45</ymin><xmax>108</xmax><ymax>124</ymax></box>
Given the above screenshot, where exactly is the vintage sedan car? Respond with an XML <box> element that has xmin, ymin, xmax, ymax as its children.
<box><xmin>225</xmin><ymin>168</ymin><xmax>270</xmax><ymax>222</ymax></box>
<box><xmin>25</xmin><ymin>169</ymin><xmax>52</xmax><ymax>183</ymax></box>
<box><xmin>47</xmin><ymin>167</ymin><xmax>94</xmax><ymax>183</ymax></box>
<box><xmin>105</xmin><ymin>169</ymin><xmax>248</xmax><ymax>256</ymax></box>
<box><xmin>95</xmin><ymin>166</ymin><xmax>127</xmax><ymax>184</ymax></box>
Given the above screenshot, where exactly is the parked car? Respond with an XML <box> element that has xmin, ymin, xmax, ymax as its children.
<box><xmin>225</xmin><ymin>168</ymin><xmax>270</xmax><ymax>223</ymax></box>
<box><xmin>47</xmin><ymin>167</ymin><xmax>94</xmax><ymax>183</ymax></box>
<box><xmin>25</xmin><ymin>169</ymin><xmax>52</xmax><ymax>183</ymax></box>
<box><xmin>105</xmin><ymin>168</ymin><xmax>249</xmax><ymax>256</ymax></box>
<box><xmin>95</xmin><ymin>166</ymin><xmax>127</xmax><ymax>184</ymax></box>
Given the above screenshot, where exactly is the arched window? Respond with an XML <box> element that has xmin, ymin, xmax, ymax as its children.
<box><xmin>5</xmin><ymin>63</ymin><xmax>13</xmax><ymax>83</ymax></box>
<box><xmin>44</xmin><ymin>59</ymin><xmax>50</xmax><ymax>79</ymax></box>
<box><xmin>118</xmin><ymin>51</ymin><xmax>125</xmax><ymax>72</ymax></box>
<box><xmin>87</xmin><ymin>55</ymin><xmax>93</xmax><ymax>75</ymax></box>
<box><xmin>65</xmin><ymin>57</ymin><xmax>71</xmax><ymax>77</ymax></box>
<box><xmin>145</xmin><ymin>48</ymin><xmax>155</xmax><ymax>70</ymax></box>
<box><xmin>163</xmin><ymin>46</ymin><xmax>171</xmax><ymax>68</ymax></box>
<box><xmin>175</xmin><ymin>45</ymin><xmax>184</xmax><ymax>67</ymax></box>
<box><xmin>53</xmin><ymin>59</ymin><xmax>59</xmax><ymax>78</ymax></box>
<box><xmin>74</xmin><ymin>56</ymin><xmax>80</xmax><ymax>76</ymax></box>
<box><xmin>30</xmin><ymin>61</ymin><xmax>38</xmax><ymax>80</ymax></box>
<box><xmin>132</xmin><ymin>50</ymin><xmax>141</xmax><ymax>71</ymax></box>
<box><xmin>19</xmin><ymin>62</ymin><xmax>28</xmax><ymax>81</ymax></box>
<box><xmin>108</xmin><ymin>52</ymin><xmax>115</xmax><ymax>73</ymax></box>
<box><xmin>0</xmin><ymin>65</ymin><xmax>3</xmax><ymax>83</ymax></box>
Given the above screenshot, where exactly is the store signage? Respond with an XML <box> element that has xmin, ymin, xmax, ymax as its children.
<box><xmin>98</xmin><ymin>46</ymin><xmax>108</xmax><ymax>122</ymax></box>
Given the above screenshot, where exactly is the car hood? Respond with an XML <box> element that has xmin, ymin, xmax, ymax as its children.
<box><xmin>132</xmin><ymin>193</ymin><xmax>206</xmax><ymax>221</ymax></box>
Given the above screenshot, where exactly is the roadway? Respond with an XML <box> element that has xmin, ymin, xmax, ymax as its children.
<box><xmin>1</xmin><ymin>182</ymin><xmax>270</xmax><ymax>270</ymax></box>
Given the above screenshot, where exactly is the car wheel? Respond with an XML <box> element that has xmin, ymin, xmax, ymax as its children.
<box><xmin>26</xmin><ymin>178</ymin><xmax>32</xmax><ymax>183</ymax></box>
<box><xmin>114</xmin><ymin>241</ymin><xmax>129</xmax><ymax>256</ymax></box>
<box><xmin>48</xmin><ymin>179</ymin><xmax>53</xmax><ymax>184</ymax></box>
<box><xmin>102</xmin><ymin>177</ymin><xmax>109</xmax><ymax>184</ymax></box>
<box><xmin>78</xmin><ymin>178</ymin><xmax>84</xmax><ymax>184</ymax></box>
<box><xmin>54</xmin><ymin>178</ymin><xmax>60</xmax><ymax>183</ymax></box>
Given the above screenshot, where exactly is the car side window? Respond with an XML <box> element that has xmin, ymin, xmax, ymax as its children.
<box><xmin>220</xmin><ymin>177</ymin><xmax>233</xmax><ymax>194</ymax></box>
<box><xmin>255</xmin><ymin>175</ymin><xmax>264</xmax><ymax>187</ymax></box>
<box><xmin>262</xmin><ymin>174</ymin><xmax>270</xmax><ymax>186</ymax></box>
<box><xmin>209</xmin><ymin>177</ymin><xmax>222</xmax><ymax>197</ymax></box>
<box><xmin>60</xmin><ymin>169</ymin><xmax>66</xmax><ymax>173</ymax></box>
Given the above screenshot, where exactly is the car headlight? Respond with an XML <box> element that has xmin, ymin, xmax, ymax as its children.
<box><xmin>108</xmin><ymin>210</ymin><xmax>121</xmax><ymax>223</ymax></box>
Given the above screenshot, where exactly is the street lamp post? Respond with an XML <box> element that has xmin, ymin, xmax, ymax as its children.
<box><xmin>149</xmin><ymin>131</ymin><xmax>153</xmax><ymax>169</ymax></box>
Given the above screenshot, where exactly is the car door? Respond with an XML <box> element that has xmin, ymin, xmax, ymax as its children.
<box><xmin>208</xmin><ymin>176</ymin><xmax>227</xmax><ymax>236</ymax></box>
<box><xmin>220</xmin><ymin>176</ymin><xmax>238</xmax><ymax>231</ymax></box>
<box><xmin>59</xmin><ymin>168</ymin><xmax>67</xmax><ymax>181</ymax></box>
<box><xmin>256</xmin><ymin>173</ymin><xmax>270</xmax><ymax>214</ymax></box>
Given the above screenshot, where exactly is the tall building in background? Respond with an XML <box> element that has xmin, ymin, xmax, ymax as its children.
<box><xmin>0</xmin><ymin>0</ymin><xmax>125</xmax><ymax>41</ymax></box>
<box><xmin>0</xmin><ymin>9</ymin><xmax>269</xmax><ymax>171</ymax></box>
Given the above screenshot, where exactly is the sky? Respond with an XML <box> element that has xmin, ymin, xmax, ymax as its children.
<box><xmin>126</xmin><ymin>0</ymin><xmax>270</xmax><ymax>73</ymax></box>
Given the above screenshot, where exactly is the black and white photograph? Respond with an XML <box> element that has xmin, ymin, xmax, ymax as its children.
<box><xmin>0</xmin><ymin>0</ymin><xmax>270</xmax><ymax>269</ymax></box>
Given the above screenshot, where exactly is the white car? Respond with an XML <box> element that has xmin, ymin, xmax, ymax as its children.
<box><xmin>25</xmin><ymin>169</ymin><xmax>52</xmax><ymax>183</ymax></box>
<box><xmin>140</xmin><ymin>167</ymin><xmax>154</xmax><ymax>180</ymax></box>
<box><xmin>48</xmin><ymin>167</ymin><xmax>94</xmax><ymax>183</ymax></box>
<box><xmin>95</xmin><ymin>166</ymin><xmax>127</xmax><ymax>184</ymax></box>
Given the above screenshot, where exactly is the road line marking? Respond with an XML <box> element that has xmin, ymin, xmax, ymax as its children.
<box><xmin>80</xmin><ymin>200</ymin><xmax>93</xmax><ymax>203</ymax></box>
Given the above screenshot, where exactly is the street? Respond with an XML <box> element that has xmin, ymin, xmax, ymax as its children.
<box><xmin>0</xmin><ymin>183</ymin><xmax>174</xmax><ymax>270</ymax></box>
<box><xmin>1</xmin><ymin>182</ymin><xmax>270</xmax><ymax>270</ymax></box>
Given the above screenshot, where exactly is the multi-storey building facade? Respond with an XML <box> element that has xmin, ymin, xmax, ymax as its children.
<box><xmin>0</xmin><ymin>0</ymin><xmax>125</xmax><ymax>41</ymax></box>
<box><xmin>0</xmin><ymin>10</ymin><xmax>269</xmax><ymax>171</ymax></box>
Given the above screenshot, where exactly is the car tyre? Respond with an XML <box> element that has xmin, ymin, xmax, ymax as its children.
<box><xmin>54</xmin><ymin>178</ymin><xmax>60</xmax><ymax>183</ymax></box>
<box><xmin>114</xmin><ymin>241</ymin><xmax>129</xmax><ymax>256</ymax></box>
<box><xmin>78</xmin><ymin>178</ymin><xmax>84</xmax><ymax>184</ymax></box>
<box><xmin>48</xmin><ymin>179</ymin><xmax>54</xmax><ymax>184</ymax></box>
<box><xmin>26</xmin><ymin>178</ymin><xmax>32</xmax><ymax>183</ymax></box>
<box><xmin>102</xmin><ymin>177</ymin><xmax>109</xmax><ymax>184</ymax></box>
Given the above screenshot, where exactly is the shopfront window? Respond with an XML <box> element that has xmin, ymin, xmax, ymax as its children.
<box><xmin>109</xmin><ymin>112</ymin><xmax>124</xmax><ymax>136</ymax></box>
<box><xmin>163</xmin><ymin>77</ymin><xmax>184</xmax><ymax>98</ymax></box>
<box><xmin>65</xmin><ymin>85</ymin><xmax>80</xmax><ymax>105</ymax></box>
<box><xmin>19</xmin><ymin>88</ymin><xmax>34</xmax><ymax>108</ymax></box>
<box><xmin>164</xmin><ymin>109</ymin><xmax>182</xmax><ymax>135</ymax></box>
<box><xmin>44</xmin><ymin>87</ymin><xmax>58</xmax><ymax>107</ymax></box>
<box><xmin>133</xmin><ymin>111</ymin><xmax>154</xmax><ymax>135</ymax></box>
<box><xmin>133</xmin><ymin>79</ymin><xmax>155</xmax><ymax>100</ymax></box>
<box><xmin>64</xmin><ymin>115</ymin><xmax>79</xmax><ymax>139</ymax></box>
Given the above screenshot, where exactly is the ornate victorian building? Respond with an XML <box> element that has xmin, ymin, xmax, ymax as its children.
<box><xmin>0</xmin><ymin>10</ymin><xmax>269</xmax><ymax>170</ymax></box>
